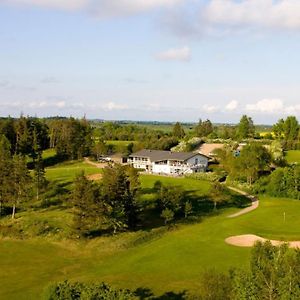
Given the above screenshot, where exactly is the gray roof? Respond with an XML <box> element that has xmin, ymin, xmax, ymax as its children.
<box><xmin>129</xmin><ymin>149</ymin><xmax>207</xmax><ymax>162</ymax></box>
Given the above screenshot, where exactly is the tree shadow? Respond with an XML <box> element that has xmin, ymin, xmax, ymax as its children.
<box><xmin>134</xmin><ymin>287</ymin><xmax>187</xmax><ymax>300</ymax></box>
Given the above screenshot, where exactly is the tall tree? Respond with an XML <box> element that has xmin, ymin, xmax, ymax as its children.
<box><xmin>172</xmin><ymin>122</ymin><xmax>185</xmax><ymax>138</ymax></box>
<box><xmin>0</xmin><ymin>135</ymin><xmax>12</xmax><ymax>215</ymax></box>
<box><xmin>195</xmin><ymin>119</ymin><xmax>214</xmax><ymax>137</ymax></box>
<box><xmin>236</xmin><ymin>115</ymin><xmax>255</xmax><ymax>139</ymax></box>
<box><xmin>233</xmin><ymin>241</ymin><xmax>300</xmax><ymax>299</ymax></box>
<box><xmin>72</xmin><ymin>172</ymin><xmax>102</xmax><ymax>237</ymax></box>
<box><xmin>10</xmin><ymin>155</ymin><xmax>32</xmax><ymax>219</ymax></box>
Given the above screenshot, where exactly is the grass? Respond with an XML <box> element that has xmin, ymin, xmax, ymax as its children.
<box><xmin>1</xmin><ymin>193</ymin><xmax>300</xmax><ymax>299</ymax></box>
<box><xmin>105</xmin><ymin>140</ymin><xmax>138</xmax><ymax>146</ymax></box>
<box><xmin>1</xmin><ymin>160</ymin><xmax>300</xmax><ymax>299</ymax></box>
<box><xmin>286</xmin><ymin>150</ymin><xmax>300</xmax><ymax>164</ymax></box>
<box><xmin>45</xmin><ymin>160</ymin><xmax>101</xmax><ymax>184</ymax></box>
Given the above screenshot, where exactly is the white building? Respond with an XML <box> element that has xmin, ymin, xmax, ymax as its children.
<box><xmin>128</xmin><ymin>149</ymin><xmax>209</xmax><ymax>175</ymax></box>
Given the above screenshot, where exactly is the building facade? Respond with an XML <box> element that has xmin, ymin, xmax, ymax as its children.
<box><xmin>128</xmin><ymin>149</ymin><xmax>209</xmax><ymax>175</ymax></box>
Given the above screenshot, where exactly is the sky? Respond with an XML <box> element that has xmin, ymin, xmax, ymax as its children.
<box><xmin>0</xmin><ymin>0</ymin><xmax>300</xmax><ymax>124</ymax></box>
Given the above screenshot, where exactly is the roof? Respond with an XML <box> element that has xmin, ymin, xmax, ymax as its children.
<box><xmin>129</xmin><ymin>149</ymin><xmax>208</xmax><ymax>162</ymax></box>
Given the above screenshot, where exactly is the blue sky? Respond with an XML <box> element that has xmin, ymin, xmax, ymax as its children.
<box><xmin>0</xmin><ymin>0</ymin><xmax>300</xmax><ymax>124</ymax></box>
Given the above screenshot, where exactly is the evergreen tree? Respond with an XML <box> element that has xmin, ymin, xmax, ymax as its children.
<box><xmin>10</xmin><ymin>155</ymin><xmax>32</xmax><ymax>219</ymax></box>
<box><xmin>195</xmin><ymin>119</ymin><xmax>213</xmax><ymax>137</ymax></box>
<box><xmin>172</xmin><ymin>122</ymin><xmax>185</xmax><ymax>138</ymax></box>
<box><xmin>0</xmin><ymin>135</ymin><xmax>12</xmax><ymax>215</ymax></box>
<box><xmin>236</xmin><ymin>115</ymin><xmax>255</xmax><ymax>139</ymax></box>
<box><xmin>34</xmin><ymin>151</ymin><xmax>47</xmax><ymax>201</ymax></box>
<box><xmin>72</xmin><ymin>172</ymin><xmax>102</xmax><ymax>237</ymax></box>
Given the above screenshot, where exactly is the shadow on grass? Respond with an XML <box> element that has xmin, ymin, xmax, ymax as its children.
<box><xmin>134</xmin><ymin>287</ymin><xmax>187</xmax><ymax>299</ymax></box>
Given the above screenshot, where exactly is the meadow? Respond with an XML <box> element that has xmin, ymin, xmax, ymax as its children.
<box><xmin>1</xmin><ymin>159</ymin><xmax>300</xmax><ymax>299</ymax></box>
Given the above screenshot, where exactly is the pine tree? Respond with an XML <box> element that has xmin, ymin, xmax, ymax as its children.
<box><xmin>0</xmin><ymin>135</ymin><xmax>12</xmax><ymax>215</ymax></box>
<box><xmin>10</xmin><ymin>155</ymin><xmax>32</xmax><ymax>219</ymax></box>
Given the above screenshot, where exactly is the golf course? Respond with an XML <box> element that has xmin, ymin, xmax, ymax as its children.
<box><xmin>0</xmin><ymin>159</ymin><xmax>299</xmax><ymax>299</ymax></box>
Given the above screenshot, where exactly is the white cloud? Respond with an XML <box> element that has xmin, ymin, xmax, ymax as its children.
<box><xmin>225</xmin><ymin>100</ymin><xmax>238</xmax><ymax>111</ymax></box>
<box><xmin>246</xmin><ymin>99</ymin><xmax>284</xmax><ymax>113</ymax></box>
<box><xmin>204</xmin><ymin>0</ymin><xmax>300</xmax><ymax>31</ymax></box>
<box><xmin>0</xmin><ymin>0</ymin><xmax>183</xmax><ymax>16</ymax></box>
<box><xmin>102</xmin><ymin>101</ymin><xmax>128</xmax><ymax>111</ymax></box>
<box><xmin>284</xmin><ymin>104</ymin><xmax>300</xmax><ymax>115</ymax></box>
<box><xmin>156</xmin><ymin>46</ymin><xmax>191</xmax><ymax>61</ymax></box>
<box><xmin>0</xmin><ymin>0</ymin><xmax>87</xmax><ymax>11</ymax></box>
<box><xmin>202</xmin><ymin>104</ymin><xmax>219</xmax><ymax>113</ymax></box>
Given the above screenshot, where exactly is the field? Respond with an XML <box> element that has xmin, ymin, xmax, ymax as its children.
<box><xmin>1</xmin><ymin>160</ymin><xmax>300</xmax><ymax>299</ymax></box>
<box><xmin>286</xmin><ymin>150</ymin><xmax>300</xmax><ymax>164</ymax></box>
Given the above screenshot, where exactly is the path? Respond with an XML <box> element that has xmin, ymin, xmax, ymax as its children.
<box><xmin>84</xmin><ymin>157</ymin><xmax>108</xmax><ymax>168</ymax></box>
<box><xmin>225</xmin><ymin>234</ymin><xmax>300</xmax><ymax>249</ymax></box>
<box><xmin>227</xmin><ymin>186</ymin><xmax>259</xmax><ymax>218</ymax></box>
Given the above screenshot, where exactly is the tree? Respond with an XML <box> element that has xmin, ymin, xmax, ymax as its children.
<box><xmin>233</xmin><ymin>241</ymin><xmax>300</xmax><ymax>300</ymax></box>
<box><xmin>195</xmin><ymin>119</ymin><xmax>214</xmax><ymax>137</ymax></box>
<box><xmin>172</xmin><ymin>122</ymin><xmax>185</xmax><ymax>138</ymax></box>
<box><xmin>101</xmin><ymin>164</ymin><xmax>139</xmax><ymax>233</ymax></box>
<box><xmin>72</xmin><ymin>172</ymin><xmax>102</xmax><ymax>237</ymax></box>
<box><xmin>184</xmin><ymin>201</ymin><xmax>193</xmax><ymax>218</ymax></box>
<box><xmin>236</xmin><ymin>115</ymin><xmax>255</xmax><ymax>139</ymax></box>
<box><xmin>10</xmin><ymin>155</ymin><xmax>32</xmax><ymax>219</ymax></box>
<box><xmin>210</xmin><ymin>182</ymin><xmax>228</xmax><ymax>210</ymax></box>
<box><xmin>33</xmin><ymin>151</ymin><xmax>47</xmax><ymax>201</ymax></box>
<box><xmin>273</xmin><ymin>116</ymin><xmax>300</xmax><ymax>150</ymax></box>
<box><xmin>0</xmin><ymin>135</ymin><xmax>12</xmax><ymax>215</ymax></box>
<box><xmin>238</xmin><ymin>143</ymin><xmax>271</xmax><ymax>185</ymax></box>
<box><xmin>161</xmin><ymin>208</ymin><xmax>174</xmax><ymax>225</ymax></box>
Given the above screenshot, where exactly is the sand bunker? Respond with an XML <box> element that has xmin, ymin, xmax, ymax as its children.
<box><xmin>225</xmin><ymin>234</ymin><xmax>300</xmax><ymax>249</ymax></box>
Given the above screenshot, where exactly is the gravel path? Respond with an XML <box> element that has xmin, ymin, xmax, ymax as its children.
<box><xmin>225</xmin><ymin>234</ymin><xmax>300</xmax><ymax>249</ymax></box>
<box><xmin>227</xmin><ymin>186</ymin><xmax>259</xmax><ymax>218</ymax></box>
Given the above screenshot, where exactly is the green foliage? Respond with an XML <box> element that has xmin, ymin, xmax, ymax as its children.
<box><xmin>218</xmin><ymin>143</ymin><xmax>271</xmax><ymax>185</ymax></box>
<box><xmin>195</xmin><ymin>119</ymin><xmax>213</xmax><ymax>137</ymax></box>
<box><xmin>72</xmin><ymin>172</ymin><xmax>103</xmax><ymax>237</ymax></box>
<box><xmin>161</xmin><ymin>208</ymin><xmax>175</xmax><ymax>225</ymax></box>
<box><xmin>273</xmin><ymin>116</ymin><xmax>300</xmax><ymax>150</ymax></box>
<box><xmin>236</xmin><ymin>115</ymin><xmax>255</xmax><ymax>139</ymax></box>
<box><xmin>172</xmin><ymin>122</ymin><xmax>185</xmax><ymax>138</ymax></box>
<box><xmin>232</xmin><ymin>241</ymin><xmax>300</xmax><ymax>300</ymax></box>
<box><xmin>265</xmin><ymin>165</ymin><xmax>300</xmax><ymax>199</ymax></box>
<box><xmin>72</xmin><ymin>165</ymin><xmax>140</xmax><ymax>236</ymax></box>
<box><xmin>196</xmin><ymin>269</ymin><xmax>232</xmax><ymax>300</ymax></box>
<box><xmin>44</xmin><ymin>281</ymin><xmax>136</xmax><ymax>300</ymax></box>
<box><xmin>52</xmin><ymin>117</ymin><xmax>93</xmax><ymax>160</ymax></box>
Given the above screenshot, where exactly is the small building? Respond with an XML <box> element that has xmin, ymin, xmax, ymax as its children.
<box><xmin>128</xmin><ymin>149</ymin><xmax>209</xmax><ymax>175</ymax></box>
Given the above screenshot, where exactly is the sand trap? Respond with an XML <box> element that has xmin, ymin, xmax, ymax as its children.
<box><xmin>225</xmin><ymin>234</ymin><xmax>300</xmax><ymax>249</ymax></box>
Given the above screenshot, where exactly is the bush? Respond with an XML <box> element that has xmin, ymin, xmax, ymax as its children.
<box><xmin>43</xmin><ymin>281</ymin><xmax>137</xmax><ymax>300</ymax></box>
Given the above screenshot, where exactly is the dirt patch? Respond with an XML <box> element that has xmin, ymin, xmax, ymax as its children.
<box><xmin>225</xmin><ymin>234</ymin><xmax>300</xmax><ymax>249</ymax></box>
<box><xmin>87</xmin><ymin>173</ymin><xmax>102</xmax><ymax>181</ymax></box>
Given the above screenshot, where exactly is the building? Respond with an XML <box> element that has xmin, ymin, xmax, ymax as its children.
<box><xmin>128</xmin><ymin>149</ymin><xmax>209</xmax><ymax>175</ymax></box>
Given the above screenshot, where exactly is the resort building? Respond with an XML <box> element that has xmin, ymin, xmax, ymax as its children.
<box><xmin>128</xmin><ymin>149</ymin><xmax>209</xmax><ymax>175</ymax></box>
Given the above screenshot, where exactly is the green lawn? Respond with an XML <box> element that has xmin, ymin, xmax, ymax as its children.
<box><xmin>286</xmin><ymin>150</ymin><xmax>300</xmax><ymax>164</ymax></box>
<box><xmin>45</xmin><ymin>161</ymin><xmax>101</xmax><ymax>184</ymax></box>
<box><xmin>1</xmin><ymin>194</ymin><xmax>300</xmax><ymax>299</ymax></box>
